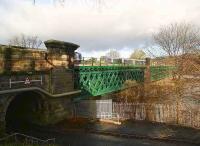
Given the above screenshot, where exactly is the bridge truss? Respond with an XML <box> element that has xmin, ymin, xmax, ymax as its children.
<box><xmin>74</xmin><ymin>66</ymin><xmax>145</xmax><ymax>96</ymax></box>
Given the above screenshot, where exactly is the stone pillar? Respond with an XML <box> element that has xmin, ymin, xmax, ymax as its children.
<box><xmin>0</xmin><ymin>115</ymin><xmax>5</xmax><ymax>135</ymax></box>
<box><xmin>44</xmin><ymin>40</ymin><xmax>80</xmax><ymax>94</ymax></box>
<box><xmin>0</xmin><ymin>96</ymin><xmax>6</xmax><ymax>135</ymax></box>
<box><xmin>144</xmin><ymin>58</ymin><xmax>151</xmax><ymax>83</ymax></box>
<box><xmin>44</xmin><ymin>40</ymin><xmax>80</xmax><ymax>69</ymax></box>
<box><xmin>37</xmin><ymin>99</ymin><xmax>72</xmax><ymax>125</ymax></box>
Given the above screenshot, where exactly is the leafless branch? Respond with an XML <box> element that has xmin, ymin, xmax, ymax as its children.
<box><xmin>153</xmin><ymin>22</ymin><xmax>200</xmax><ymax>57</ymax></box>
<box><xmin>9</xmin><ymin>34</ymin><xmax>43</xmax><ymax>49</ymax></box>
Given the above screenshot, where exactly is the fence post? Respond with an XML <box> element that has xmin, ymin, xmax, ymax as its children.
<box><xmin>144</xmin><ymin>58</ymin><xmax>151</xmax><ymax>83</ymax></box>
<box><xmin>92</xmin><ymin>58</ymin><xmax>94</xmax><ymax>66</ymax></box>
<box><xmin>176</xmin><ymin>101</ymin><xmax>179</xmax><ymax>124</ymax></box>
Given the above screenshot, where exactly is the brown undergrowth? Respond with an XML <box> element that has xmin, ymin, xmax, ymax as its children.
<box><xmin>114</xmin><ymin>77</ymin><xmax>200</xmax><ymax>104</ymax></box>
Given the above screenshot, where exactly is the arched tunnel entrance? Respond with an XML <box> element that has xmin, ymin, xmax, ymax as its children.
<box><xmin>5</xmin><ymin>92</ymin><xmax>43</xmax><ymax>132</ymax></box>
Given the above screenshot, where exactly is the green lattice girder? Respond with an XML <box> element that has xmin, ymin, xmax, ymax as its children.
<box><xmin>150</xmin><ymin>66</ymin><xmax>176</xmax><ymax>81</ymax></box>
<box><xmin>74</xmin><ymin>66</ymin><xmax>145</xmax><ymax>96</ymax></box>
<box><xmin>74</xmin><ymin>65</ymin><xmax>175</xmax><ymax>98</ymax></box>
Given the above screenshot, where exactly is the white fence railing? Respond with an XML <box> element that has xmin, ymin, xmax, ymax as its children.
<box><xmin>76</xmin><ymin>100</ymin><xmax>200</xmax><ymax>129</ymax></box>
<box><xmin>113</xmin><ymin>103</ymin><xmax>200</xmax><ymax>129</ymax></box>
<box><xmin>98</xmin><ymin>112</ymin><xmax>119</xmax><ymax>119</ymax></box>
<box><xmin>98</xmin><ymin>112</ymin><xmax>121</xmax><ymax>124</ymax></box>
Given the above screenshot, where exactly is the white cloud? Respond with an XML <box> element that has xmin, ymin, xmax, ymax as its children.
<box><xmin>0</xmin><ymin>0</ymin><xmax>200</xmax><ymax>57</ymax></box>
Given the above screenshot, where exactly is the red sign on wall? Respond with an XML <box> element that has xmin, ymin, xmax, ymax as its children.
<box><xmin>24</xmin><ymin>77</ymin><xmax>31</xmax><ymax>85</ymax></box>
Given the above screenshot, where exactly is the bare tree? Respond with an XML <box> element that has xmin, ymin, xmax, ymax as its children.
<box><xmin>153</xmin><ymin>22</ymin><xmax>200</xmax><ymax>76</ymax></box>
<box><xmin>151</xmin><ymin>22</ymin><xmax>200</xmax><ymax>122</ymax></box>
<box><xmin>153</xmin><ymin>22</ymin><xmax>200</xmax><ymax>57</ymax></box>
<box><xmin>130</xmin><ymin>49</ymin><xmax>146</xmax><ymax>59</ymax></box>
<box><xmin>9</xmin><ymin>34</ymin><xmax>43</xmax><ymax>49</ymax></box>
<box><xmin>106</xmin><ymin>49</ymin><xmax>120</xmax><ymax>59</ymax></box>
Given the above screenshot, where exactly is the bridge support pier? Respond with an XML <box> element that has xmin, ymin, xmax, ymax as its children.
<box><xmin>38</xmin><ymin>98</ymin><xmax>73</xmax><ymax>125</ymax></box>
<box><xmin>0</xmin><ymin>122</ymin><xmax>5</xmax><ymax>136</ymax></box>
<box><xmin>0</xmin><ymin>94</ymin><xmax>11</xmax><ymax>134</ymax></box>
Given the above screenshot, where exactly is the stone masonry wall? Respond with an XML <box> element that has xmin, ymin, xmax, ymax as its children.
<box><xmin>0</xmin><ymin>93</ymin><xmax>74</xmax><ymax>134</ymax></box>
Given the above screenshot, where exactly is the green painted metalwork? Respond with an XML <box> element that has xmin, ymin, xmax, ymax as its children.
<box><xmin>74</xmin><ymin>65</ymin><xmax>175</xmax><ymax>98</ymax></box>
<box><xmin>150</xmin><ymin>66</ymin><xmax>175</xmax><ymax>81</ymax></box>
<box><xmin>74</xmin><ymin>66</ymin><xmax>145</xmax><ymax>96</ymax></box>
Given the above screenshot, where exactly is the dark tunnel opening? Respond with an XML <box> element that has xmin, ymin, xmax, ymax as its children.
<box><xmin>5</xmin><ymin>92</ymin><xmax>42</xmax><ymax>133</ymax></box>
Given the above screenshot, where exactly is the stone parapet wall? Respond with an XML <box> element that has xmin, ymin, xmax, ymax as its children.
<box><xmin>0</xmin><ymin>39</ymin><xmax>79</xmax><ymax>94</ymax></box>
<box><xmin>0</xmin><ymin>45</ymin><xmax>70</xmax><ymax>73</ymax></box>
<box><xmin>0</xmin><ymin>39</ymin><xmax>80</xmax><ymax>73</ymax></box>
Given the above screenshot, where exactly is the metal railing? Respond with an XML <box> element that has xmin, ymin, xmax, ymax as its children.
<box><xmin>0</xmin><ymin>133</ymin><xmax>55</xmax><ymax>145</ymax></box>
<box><xmin>0</xmin><ymin>72</ymin><xmax>49</xmax><ymax>93</ymax></box>
<box><xmin>98</xmin><ymin>112</ymin><xmax>120</xmax><ymax>124</ymax></box>
<box><xmin>74</xmin><ymin>57</ymin><xmax>146</xmax><ymax>67</ymax></box>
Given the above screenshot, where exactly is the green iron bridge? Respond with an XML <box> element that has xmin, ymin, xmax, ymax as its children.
<box><xmin>74</xmin><ymin>65</ymin><xmax>174</xmax><ymax>97</ymax></box>
<box><xmin>0</xmin><ymin>39</ymin><xmax>174</xmax><ymax>98</ymax></box>
<box><xmin>0</xmin><ymin>64</ymin><xmax>173</xmax><ymax>99</ymax></box>
<box><xmin>0</xmin><ymin>40</ymin><xmax>174</xmax><ymax>132</ymax></box>
<box><xmin>74</xmin><ymin>66</ymin><xmax>144</xmax><ymax>96</ymax></box>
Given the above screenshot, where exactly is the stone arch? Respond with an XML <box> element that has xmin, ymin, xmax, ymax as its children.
<box><xmin>5</xmin><ymin>91</ymin><xmax>46</xmax><ymax>132</ymax></box>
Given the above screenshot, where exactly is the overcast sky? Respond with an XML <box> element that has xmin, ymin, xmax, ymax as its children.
<box><xmin>0</xmin><ymin>0</ymin><xmax>200</xmax><ymax>57</ymax></box>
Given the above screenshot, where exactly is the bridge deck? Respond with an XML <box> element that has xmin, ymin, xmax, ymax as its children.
<box><xmin>0</xmin><ymin>65</ymin><xmax>174</xmax><ymax>98</ymax></box>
